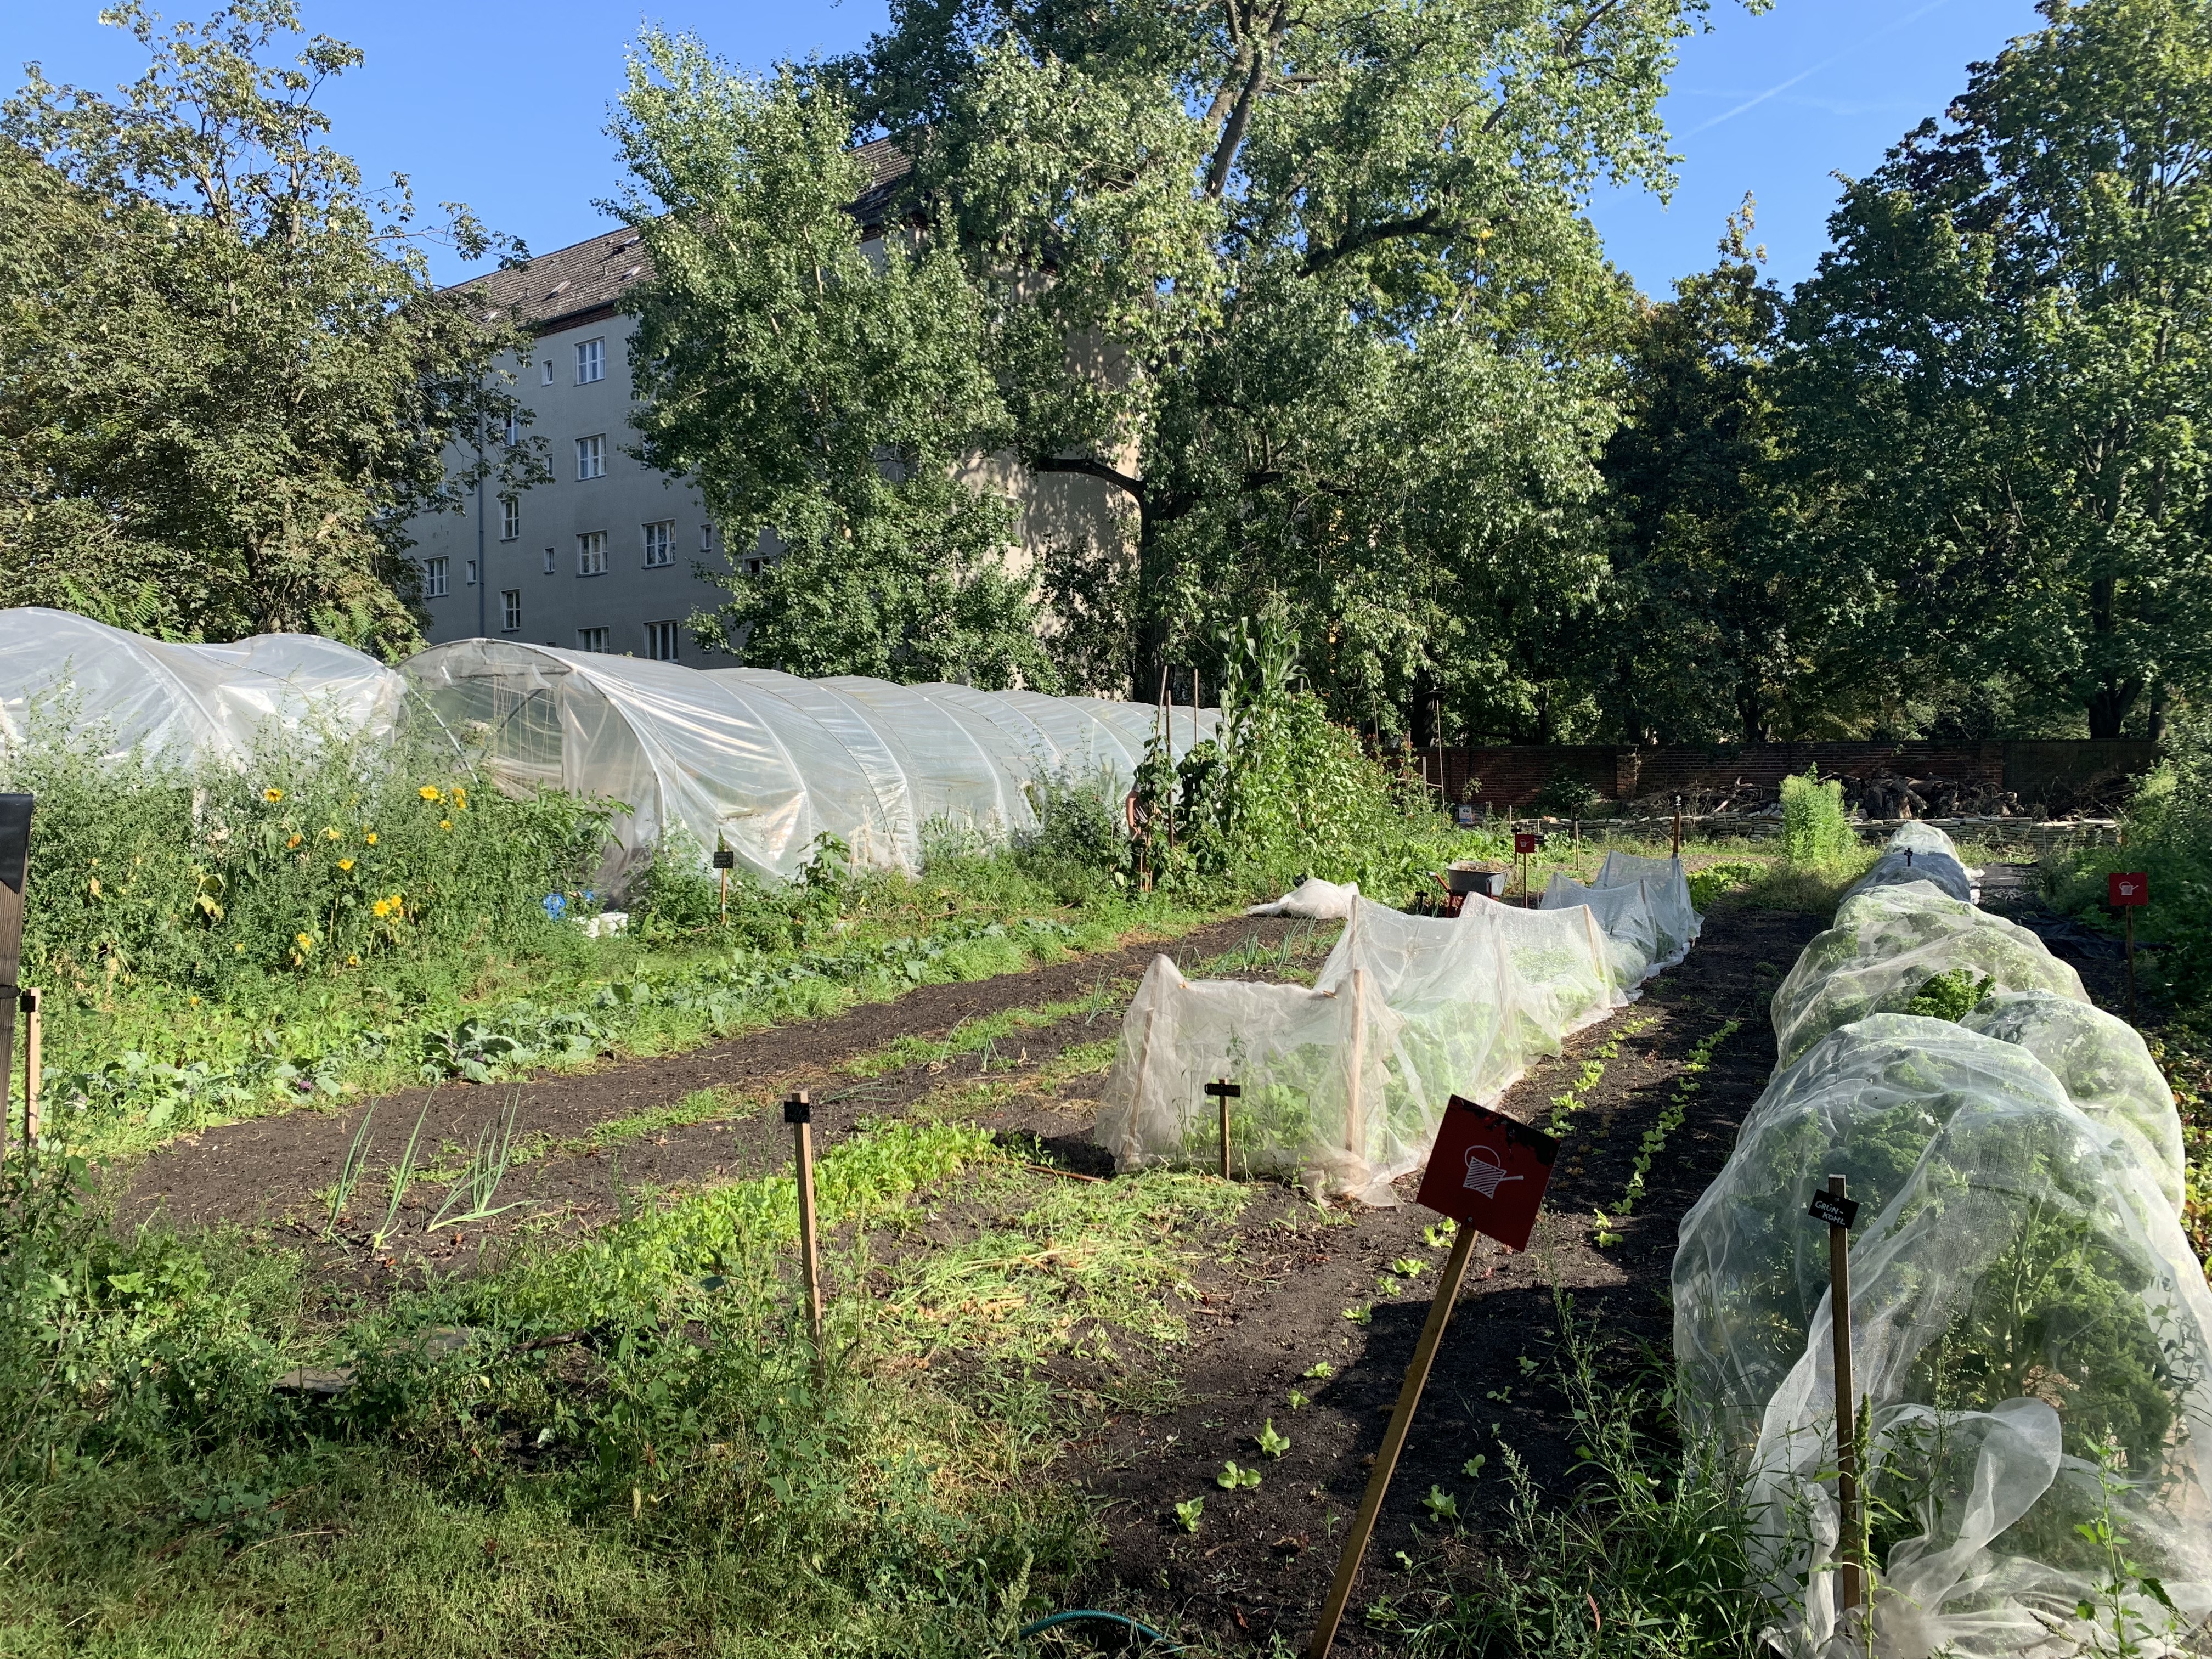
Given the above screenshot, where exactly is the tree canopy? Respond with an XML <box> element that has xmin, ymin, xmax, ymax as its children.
<box><xmin>0</xmin><ymin>0</ymin><xmax>540</xmax><ymax>654</ymax></box>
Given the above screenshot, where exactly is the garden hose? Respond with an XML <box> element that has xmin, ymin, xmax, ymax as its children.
<box><xmin>1017</xmin><ymin>1609</ymin><xmax>1183</xmax><ymax>1652</ymax></box>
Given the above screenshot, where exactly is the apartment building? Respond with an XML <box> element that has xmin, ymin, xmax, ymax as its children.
<box><xmin>408</xmin><ymin>139</ymin><xmax>1126</xmax><ymax>663</ymax></box>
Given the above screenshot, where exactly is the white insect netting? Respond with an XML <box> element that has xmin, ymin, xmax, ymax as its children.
<box><xmin>1541</xmin><ymin>872</ymin><xmax>1671</xmax><ymax>989</ymax></box>
<box><xmin>1096</xmin><ymin>895</ymin><xmax>1628</xmax><ymax>1204</ymax></box>
<box><xmin>1093</xmin><ymin>953</ymin><xmax>1409</xmax><ymax>1204</ymax></box>
<box><xmin>1960</xmin><ymin>990</ymin><xmax>2186</xmax><ymax>1219</ymax></box>
<box><xmin>1677</xmin><ymin>817</ymin><xmax>2212</xmax><ymax>1658</ymax></box>
<box><xmin>1594</xmin><ymin>850</ymin><xmax>1702</xmax><ymax>961</ymax></box>
<box><xmin>0</xmin><ymin>606</ymin><xmax>405</xmax><ymax>766</ymax></box>
<box><xmin>1770</xmin><ymin>881</ymin><xmax>2086</xmax><ymax>1073</ymax></box>
<box><xmin>1845</xmin><ymin>820</ymin><xmax>1976</xmax><ymax>905</ymax></box>
<box><xmin>402</xmin><ymin>640</ymin><xmax>1215</xmax><ymax>889</ymax></box>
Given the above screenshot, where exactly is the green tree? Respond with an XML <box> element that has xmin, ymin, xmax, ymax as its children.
<box><xmin>1784</xmin><ymin>0</ymin><xmax>2212</xmax><ymax>740</ymax></box>
<box><xmin>1598</xmin><ymin>199</ymin><xmax>1795</xmax><ymax>743</ymax></box>
<box><xmin>613</xmin><ymin>43</ymin><xmax>1056</xmax><ymax>689</ymax></box>
<box><xmin>620</xmin><ymin>0</ymin><xmax>1730</xmax><ymax>723</ymax></box>
<box><xmin>0</xmin><ymin>0</ymin><xmax>542</xmax><ymax>654</ymax></box>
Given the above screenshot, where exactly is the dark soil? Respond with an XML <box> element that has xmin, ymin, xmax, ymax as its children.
<box><xmin>117</xmin><ymin>912</ymin><xmax>1318</xmax><ymax>1269</ymax></box>
<box><xmin>1056</xmin><ymin>898</ymin><xmax>1825</xmax><ymax>1654</ymax></box>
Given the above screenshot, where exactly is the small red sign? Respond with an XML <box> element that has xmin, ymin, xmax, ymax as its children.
<box><xmin>1414</xmin><ymin>1096</ymin><xmax>1559</xmax><ymax>1251</ymax></box>
<box><xmin>2109</xmin><ymin>871</ymin><xmax>2149</xmax><ymax>909</ymax></box>
<box><xmin>1514</xmin><ymin>832</ymin><xmax>1540</xmax><ymax>856</ymax></box>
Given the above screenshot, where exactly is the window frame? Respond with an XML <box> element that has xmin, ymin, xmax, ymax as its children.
<box><xmin>575</xmin><ymin>337</ymin><xmax>606</xmax><ymax>385</ymax></box>
<box><xmin>642</xmin><ymin>520</ymin><xmax>674</xmax><ymax>568</ymax></box>
<box><xmin>540</xmin><ymin>358</ymin><xmax>555</xmax><ymax>386</ymax></box>
<box><xmin>574</xmin><ymin>435</ymin><xmax>606</xmax><ymax>481</ymax></box>
<box><xmin>577</xmin><ymin>531</ymin><xmax>608</xmax><ymax>577</ymax></box>
<box><xmin>644</xmin><ymin>620</ymin><xmax>679</xmax><ymax>662</ymax></box>
<box><xmin>424</xmin><ymin>556</ymin><xmax>449</xmax><ymax>599</ymax></box>
<box><xmin>576</xmin><ymin>627</ymin><xmax>610</xmax><ymax>653</ymax></box>
<box><xmin>500</xmin><ymin>589</ymin><xmax>521</xmax><ymax>633</ymax></box>
<box><xmin>499</xmin><ymin>496</ymin><xmax>520</xmax><ymax>542</ymax></box>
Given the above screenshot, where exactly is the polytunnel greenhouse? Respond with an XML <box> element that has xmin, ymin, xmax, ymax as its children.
<box><xmin>0</xmin><ymin>607</ymin><xmax>405</xmax><ymax>765</ymax></box>
<box><xmin>401</xmin><ymin>640</ymin><xmax>1217</xmax><ymax>888</ymax></box>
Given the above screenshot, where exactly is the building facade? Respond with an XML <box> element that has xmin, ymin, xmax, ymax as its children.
<box><xmin>407</xmin><ymin>141</ymin><xmax>1129</xmax><ymax>668</ymax></box>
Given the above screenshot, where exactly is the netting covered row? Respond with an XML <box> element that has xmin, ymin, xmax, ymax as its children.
<box><xmin>1542</xmin><ymin>872</ymin><xmax>1673</xmax><ymax>989</ymax></box>
<box><xmin>1095</xmin><ymin>892</ymin><xmax>1639</xmax><ymax>1203</ymax></box>
<box><xmin>402</xmin><ymin>641</ymin><xmax>1216</xmax><ymax>887</ymax></box>
<box><xmin>1675</xmin><ymin>824</ymin><xmax>2211</xmax><ymax>1657</ymax></box>
<box><xmin>1843</xmin><ymin>819</ymin><xmax>1977</xmax><ymax>905</ymax></box>
<box><xmin>1770</xmin><ymin>878</ymin><xmax>2086</xmax><ymax>1073</ymax></box>
<box><xmin>0</xmin><ymin>607</ymin><xmax>405</xmax><ymax>765</ymax></box>
<box><xmin>1596</xmin><ymin>850</ymin><xmax>1702</xmax><ymax>960</ymax></box>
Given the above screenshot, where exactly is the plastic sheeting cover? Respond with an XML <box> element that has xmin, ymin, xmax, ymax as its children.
<box><xmin>1769</xmin><ymin>881</ymin><xmax>2085</xmax><ymax>1073</ymax></box>
<box><xmin>1717</xmin><ymin>1023</ymin><xmax>2212</xmax><ymax>1657</ymax></box>
<box><xmin>1540</xmin><ymin>872</ymin><xmax>1670</xmax><ymax>989</ymax></box>
<box><xmin>403</xmin><ymin>640</ymin><xmax>1215</xmax><ymax>888</ymax></box>
<box><xmin>1844</xmin><ymin>820</ymin><xmax>1976</xmax><ymax>905</ymax></box>
<box><xmin>1464</xmin><ymin>895</ymin><xmax>1626</xmax><ymax>1050</ymax></box>
<box><xmin>1594</xmin><ymin>850</ymin><xmax>1701</xmax><ymax>961</ymax></box>
<box><xmin>0</xmin><ymin>607</ymin><xmax>404</xmax><ymax>767</ymax></box>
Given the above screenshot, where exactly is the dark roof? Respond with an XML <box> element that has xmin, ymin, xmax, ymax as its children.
<box><xmin>454</xmin><ymin>136</ymin><xmax>912</xmax><ymax>335</ymax></box>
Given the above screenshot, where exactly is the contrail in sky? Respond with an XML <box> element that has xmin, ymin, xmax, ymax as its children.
<box><xmin>1683</xmin><ymin>0</ymin><xmax>1957</xmax><ymax>137</ymax></box>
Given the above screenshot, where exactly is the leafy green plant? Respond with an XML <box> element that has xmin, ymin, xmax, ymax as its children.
<box><xmin>1421</xmin><ymin>1485</ymin><xmax>1460</xmax><ymax>1523</ymax></box>
<box><xmin>1904</xmin><ymin>968</ymin><xmax>1994</xmax><ymax>1022</ymax></box>
<box><xmin>1421</xmin><ymin>1221</ymin><xmax>1457</xmax><ymax>1249</ymax></box>
<box><xmin>1216</xmin><ymin>1460</ymin><xmax>1262</xmax><ymax>1491</ymax></box>
<box><xmin>1286</xmin><ymin>1389</ymin><xmax>1310</xmax><ymax>1410</ymax></box>
<box><xmin>1256</xmin><ymin>1419</ymin><xmax>1290</xmax><ymax>1458</ymax></box>
<box><xmin>1462</xmin><ymin>1454</ymin><xmax>1487</xmax><ymax>1479</ymax></box>
<box><xmin>1781</xmin><ymin>769</ymin><xmax>1857</xmax><ymax>867</ymax></box>
<box><xmin>1343</xmin><ymin>1304</ymin><xmax>1373</xmax><ymax>1325</ymax></box>
<box><xmin>1175</xmin><ymin>1496</ymin><xmax>1205</xmax><ymax>1533</ymax></box>
<box><xmin>1606</xmin><ymin>1019</ymin><xmax>1741</xmax><ymax>1228</ymax></box>
<box><xmin>1389</xmin><ymin>1257</ymin><xmax>1428</xmax><ymax>1279</ymax></box>
<box><xmin>1302</xmin><ymin>1360</ymin><xmax>1334</xmax><ymax>1380</ymax></box>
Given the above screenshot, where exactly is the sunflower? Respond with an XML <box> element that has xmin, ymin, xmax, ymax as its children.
<box><xmin>419</xmin><ymin>785</ymin><xmax>442</xmax><ymax>802</ymax></box>
<box><xmin>262</xmin><ymin>787</ymin><xmax>284</xmax><ymax>803</ymax></box>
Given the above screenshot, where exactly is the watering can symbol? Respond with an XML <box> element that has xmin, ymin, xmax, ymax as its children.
<box><xmin>1462</xmin><ymin>1145</ymin><xmax>1524</xmax><ymax>1199</ymax></box>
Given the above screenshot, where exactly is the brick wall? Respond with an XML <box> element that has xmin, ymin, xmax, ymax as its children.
<box><xmin>1426</xmin><ymin>740</ymin><xmax>2154</xmax><ymax>810</ymax></box>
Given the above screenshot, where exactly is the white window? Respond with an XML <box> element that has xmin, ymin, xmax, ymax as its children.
<box><xmin>642</xmin><ymin>521</ymin><xmax>673</xmax><ymax>567</ymax></box>
<box><xmin>540</xmin><ymin>358</ymin><xmax>555</xmax><ymax>386</ymax></box>
<box><xmin>644</xmin><ymin>620</ymin><xmax>679</xmax><ymax>661</ymax></box>
<box><xmin>499</xmin><ymin>496</ymin><xmax>520</xmax><ymax>541</ymax></box>
<box><xmin>503</xmin><ymin>411</ymin><xmax>520</xmax><ymax>446</ymax></box>
<box><xmin>577</xmin><ymin>532</ymin><xmax>608</xmax><ymax>576</ymax></box>
<box><xmin>501</xmin><ymin>590</ymin><xmax>521</xmax><ymax>632</ymax></box>
<box><xmin>576</xmin><ymin>627</ymin><xmax>609</xmax><ymax>653</ymax></box>
<box><xmin>424</xmin><ymin>556</ymin><xmax>449</xmax><ymax>598</ymax></box>
<box><xmin>542</xmin><ymin>546</ymin><xmax>556</xmax><ymax>575</ymax></box>
<box><xmin>465</xmin><ymin>559</ymin><xmax>477</xmax><ymax>586</ymax></box>
<box><xmin>700</xmin><ymin>522</ymin><xmax>717</xmax><ymax>553</ymax></box>
<box><xmin>575</xmin><ymin>435</ymin><xmax>605</xmax><ymax>480</ymax></box>
<box><xmin>576</xmin><ymin>337</ymin><xmax>605</xmax><ymax>384</ymax></box>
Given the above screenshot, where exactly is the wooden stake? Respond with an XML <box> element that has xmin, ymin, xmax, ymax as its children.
<box><xmin>0</xmin><ymin>793</ymin><xmax>30</xmax><ymax>1173</ymax></box>
<box><xmin>1206</xmin><ymin>1077</ymin><xmax>1242</xmax><ymax>1179</ymax></box>
<box><xmin>19</xmin><ymin>989</ymin><xmax>40</xmax><ymax>1156</ymax></box>
<box><xmin>786</xmin><ymin>1091</ymin><xmax>826</xmax><ymax>1378</ymax></box>
<box><xmin>1672</xmin><ymin>794</ymin><xmax>1683</xmax><ymax>859</ymax></box>
<box><xmin>1344</xmin><ymin>968</ymin><xmax>1369</xmax><ymax>1164</ymax></box>
<box><xmin>2125</xmin><ymin>907</ymin><xmax>2138</xmax><ymax>1024</ymax></box>
<box><xmin>1308</xmin><ymin>1224</ymin><xmax>1482</xmax><ymax>1659</ymax></box>
<box><xmin>1828</xmin><ymin>1172</ymin><xmax>1863</xmax><ymax>1623</ymax></box>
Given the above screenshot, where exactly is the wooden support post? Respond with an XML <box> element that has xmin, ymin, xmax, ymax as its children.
<box><xmin>1206</xmin><ymin>1077</ymin><xmax>1242</xmax><ymax>1180</ymax></box>
<box><xmin>19</xmin><ymin>989</ymin><xmax>40</xmax><ymax>1156</ymax></box>
<box><xmin>1307</xmin><ymin>1225</ymin><xmax>1482</xmax><ymax>1659</ymax></box>
<box><xmin>1826</xmin><ymin>1173</ymin><xmax>1862</xmax><ymax>1623</ymax></box>
<box><xmin>1672</xmin><ymin>794</ymin><xmax>1684</xmax><ymax>859</ymax></box>
<box><xmin>2125</xmin><ymin>907</ymin><xmax>2138</xmax><ymax>1024</ymax></box>
<box><xmin>786</xmin><ymin>1091</ymin><xmax>826</xmax><ymax>1379</ymax></box>
<box><xmin>0</xmin><ymin>794</ymin><xmax>31</xmax><ymax>1173</ymax></box>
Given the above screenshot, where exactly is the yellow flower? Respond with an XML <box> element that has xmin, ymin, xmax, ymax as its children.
<box><xmin>371</xmin><ymin>898</ymin><xmax>391</xmax><ymax>918</ymax></box>
<box><xmin>419</xmin><ymin>785</ymin><xmax>442</xmax><ymax>802</ymax></box>
<box><xmin>338</xmin><ymin>858</ymin><xmax>355</xmax><ymax>872</ymax></box>
<box><xmin>286</xmin><ymin>833</ymin><xmax>302</xmax><ymax>849</ymax></box>
<box><xmin>451</xmin><ymin>787</ymin><xmax>469</xmax><ymax>810</ymax></box>
<box><xmin>439</xmin><ymin>819</ymin><xmax>453</xmax><ymax>831</ymax></box>
<box><xmin>263</xmin><ymin>787</ymin><xmax>284</xmax><ymax>803</ymax></box>
<box><xmin>346</xmin><ymin>953</ymin><xmax>360</xmax><ymax>967</ymax></box>
<box><xmin>365</xmin><ymin>832</ymin><xmax>378</xmax><ymax>845</ymax></box>
<box><xmin>324</xmin><ymin>827</ymin><xmax>340</xmax><ymax>841</ymax></box>
<box><xmin>294</xmin><ymin>932</ymin><xmax>314</xmax><ymax>952</ymax></box>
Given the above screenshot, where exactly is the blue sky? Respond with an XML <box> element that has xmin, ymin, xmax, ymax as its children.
<box><xmin>1</xmin><ymin>0</ymin><xmax>2044</xmax><ymax>299</ymax></box>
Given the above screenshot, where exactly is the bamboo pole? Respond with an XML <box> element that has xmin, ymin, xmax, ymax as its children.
<box><xmin>1308</xmin><ymin>1224</ymin><xmax>1482</xmax><ymax>1659</ymax></box>
<box><xmin>787</xmin><ymin>1092</ymin><xmax>826</xmax><ymax>1380</ymax></box>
